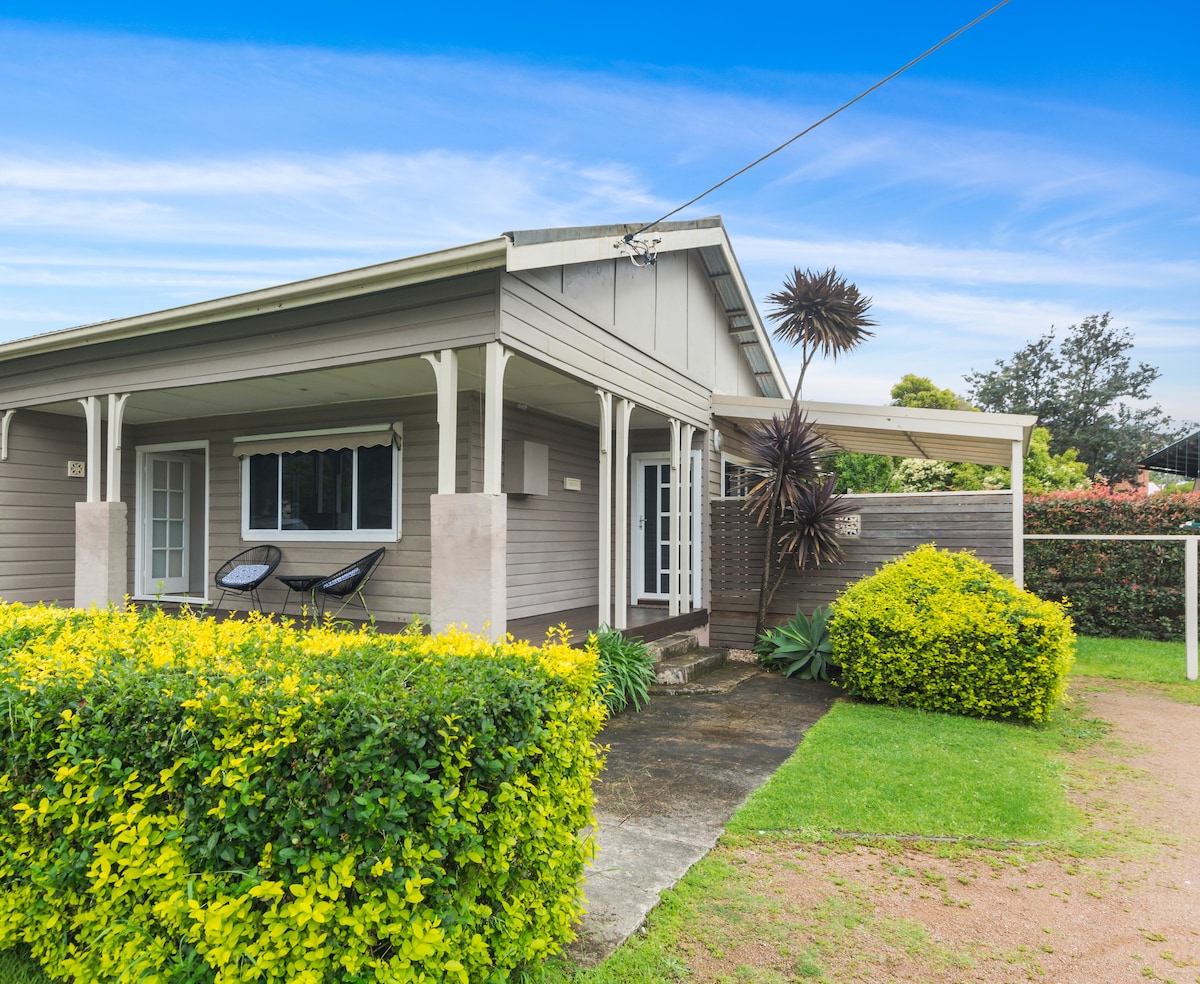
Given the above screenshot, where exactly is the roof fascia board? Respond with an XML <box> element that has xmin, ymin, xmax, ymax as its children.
<box><xmin>712</xmin><ymin>393</ymin><xmax>1037</xmax><ymax>452</ymax></box>
<box><xmin>504</xmin><ymin>224</ymin><xmax>726</xmax><ymax>272</ymax></box>
<box><xmin>0</xmin><ymin>238</ymin><xmax>510</xmax><ymax>364</ymax></box>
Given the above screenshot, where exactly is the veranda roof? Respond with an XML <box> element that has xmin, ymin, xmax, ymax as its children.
<box><xmin>711</xmin><ymin>394</ymin><xmax>1037</xmax><ymax>468</ymax></box>
<box><xmin>1141</xmin><ymin>429</ymin><xmax>1200</xmax><ymax>479</ymax></box>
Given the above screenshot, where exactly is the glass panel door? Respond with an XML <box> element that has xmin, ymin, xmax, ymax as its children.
<box><xmin>632</xmin><ymin>453</ymin><xmax>701</xmax><ymax>604</ymax></box>
<box><xmin>144</xmin><ymin>454</ymin><xmax>189</xmax><ymax>595</ymax></box>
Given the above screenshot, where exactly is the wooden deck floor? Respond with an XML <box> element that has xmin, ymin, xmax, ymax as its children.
<box><xmin>154</xmin><ymin>602</ymin><xmax>706</xmax><ymax>646</ymax></box>
<box><xmin>506</xmin><ymin>605</ymin><xmax>708</xmax><ymax>645</ymax></box>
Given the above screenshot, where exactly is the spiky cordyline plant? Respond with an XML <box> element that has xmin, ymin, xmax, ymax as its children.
<box><xmin>740</xmin><ymin>413</ymin><xmax>853</xmax><ymax>636</ymax></box>
<box><xmin>740</xmin><ymin>413</ymin><xmax>826</xmax><ymax>526</ymax></box>
<box><xmin>775</xmin><ymin>474</ymin><xmax>855</xmax><ymax>571</ymax></box>
<box><xmin>745</xmin><ymin>266</ymin><xmax>875</xmax><ymax>639</ymax></box>
<box><xmin>766</xmin><ymin>266</ymin><xmax>876</xmax><ymax>400</ymax></box>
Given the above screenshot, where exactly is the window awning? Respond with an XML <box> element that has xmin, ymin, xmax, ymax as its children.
<box><xmin>232</xmin><ymin>424</ymin><xmax>400</xmax><ymax>458</ymax></box>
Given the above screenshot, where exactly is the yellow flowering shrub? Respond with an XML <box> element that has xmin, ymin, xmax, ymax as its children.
<box><xmin>831</xmin><ymin>545</ymin><xmax>1075</xmax><ymax>723</ymax></box>
<box><xmin>0</xmin><ymin>603</ymin><xmax>605</xmax><ymax>983</ymax></box>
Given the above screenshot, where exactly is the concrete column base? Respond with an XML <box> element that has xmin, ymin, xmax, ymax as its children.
<box><xmin>75</xmin><ymin>501</ymin><xmax>128</xmax><ymax>609</ymax></box>
<box><xmin>429</xmin><ymin>493</ymin><xmax>507</xmax><ymax>637</ymax></box>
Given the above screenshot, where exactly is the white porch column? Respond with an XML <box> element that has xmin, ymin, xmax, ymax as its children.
<box><xmin>679</xmin><ymin>423</ymin><xmax>695</xmax><ymax>613</ymax></box>
<box><xmin>596</xmin><ymin>390</ymin><xmax>613</xmax><ymax>628</ymax></box>
<box><xmin>106</xmin><ymin>393</ymin><xmax>130</xmax><ymax>503</ymax></box>
<box><xmin>0</xmin><ymin>409</ymin><xmax>14</xmax><ymax>461</ymax></box>
<box><xmin>1011</xmin><ymin>438</ymin><xmax>1025</xmax><ymax>587</ymax></box>
<box><xmin>421</xmin><ymin>349</ymin><xmax>459</xmax><ymax>495</ymax></box>
<box><xmin>613</xmin><ymin>398</ymin><xmax>634</xmax><ymax>630</ymax></box>
<box><xmin>668</xmin><ymin>418</ymin><xmax>681</xmax><ymax>617</ymax></box>
<box><xmin>483</xmin><ymin>342</ymin><xmax>511</xmax><ymax>495</ymax></box>
<box><xmin>75</xmin><ymin>395</ymin><xmax>127</xmax><ymax>608</ymax></box>
<box><xmin>78</xmin><ymin>396</ymin><xmax>102</xmax><ymax>503</ymax></box>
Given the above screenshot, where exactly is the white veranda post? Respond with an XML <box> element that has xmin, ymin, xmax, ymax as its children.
<box><xmin>679</xmin><ymin>423</ymin><xmax>695</xmax><ymax>614</ymax></box>
<box><xmin>78</xmin><ymin>396</ymin><xmax>102</xmax><ymax>503</ymax></box>
<box><xmin>106</xmin><ymin>393</ymin><xmax>130</xmax><ymax>504</ymax></box>
<box><xmin>1011</xmin><ymin>438</ymin><xmax>1025</xmax><ymax>587</ymax></box>
<box><xmin>483</xmin><ymin>342</ymin><xmax>511</xmax><ymax>496</ymax></box>
<box><xmin>613</xmin><ymin>399</ymin><xmax>634</xmax><ymax>629</ymax></box>
<box><xmin>596</xmin><ymin>390</ymin><xmax>613</xmax><ymax>629</ymax></box>
<box><xmin>421</xmin><ymin>349</ymin><xmax>459</xmax><ymax>496</ymax></box>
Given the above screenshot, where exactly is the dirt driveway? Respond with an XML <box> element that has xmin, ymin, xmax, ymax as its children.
<box><xmin>681</xmin><ymin>680</ymin><xmax>1200</xmax><ymax>983</ymax></box>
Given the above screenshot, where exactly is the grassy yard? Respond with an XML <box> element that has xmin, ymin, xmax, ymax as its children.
<box><xmin>0</xmin><ymin>949</ymin><xmax>49</xmax><ymax>984</ymax></box>
<box><xmin>1073</xmin><ymin>634</ymin><xmax>1198</xmax><ymax>700</ymax></box>
<box><xmin>541</xmin><ymin>634</ymin><xmax>1195</xmax><ymax>984</ymax></box>
<box><xmin>2</xmin><ymin>635</ymin><xmax>1193</xmax><ymax>984</ymax></box>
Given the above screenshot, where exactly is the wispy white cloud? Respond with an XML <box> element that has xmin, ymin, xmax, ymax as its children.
<box><xmin>736</xmin><ymin>235</ymin><xmax>1200</xmax><ymax>293</ymax></box>
<box><xmin>0</xmin><ymin>21</ymin><xmax>1193</xmax><ymax>420</ymax></box>
<box><xmin>0</xmin><ymin>149</ymin><xmax>666</xmax><ymax>252</ymax></box>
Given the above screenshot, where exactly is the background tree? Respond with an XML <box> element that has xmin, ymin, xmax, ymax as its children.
<box><xmin>889</xmin><ymin>373</ymin><xmax>970</xmax><ymax>411</ymax></box>
<box><xmin>832</xmin><ymin>374</ymin><xmax>1091</xmax><ymax>494</ymax></box>
<box><xmin>832</xmin><ymin>374</ymin><xmax>965</xmax><ymax>493</ymax></box>
<box><xmin>893</xmin><ymin>427</ymin><xmax>1090</xmax><ymax>493</ymax></box>
<box><xmin>744</xmin><ymin>267</ymin><xmax>873</xmax><ymax>639</ymax></box>
<box><xmin>964</xmin><ymin>313</ymin><xmax>1188</xmax><ymax>482</ymax></box>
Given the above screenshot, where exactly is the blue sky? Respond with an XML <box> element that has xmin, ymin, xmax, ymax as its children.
<box><xmin>1</xmin><ymin>1</ymin><xmax>1196</xmax><ymax>422</ymax></box>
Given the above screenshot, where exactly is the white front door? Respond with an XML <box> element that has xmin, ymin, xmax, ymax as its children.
<box><xmin>631</xmin><ymin>452</ymin><xmax>702</xmax><ymax>605</ymax></box>
<box><xmin>142</xmin><ymin>453</ymin><xmax>190</xmax><ymax>596</ymax></box>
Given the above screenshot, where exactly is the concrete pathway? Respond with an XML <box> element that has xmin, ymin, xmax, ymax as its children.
<box><xmin>567</xmin><ymin>664</ymin><xmax>839</xmax><ymax>966</ymax></box>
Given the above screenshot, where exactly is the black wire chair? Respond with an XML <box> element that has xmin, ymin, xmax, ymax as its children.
<box><xmin>313</xmin><ymin>547</ymin><xmax>386</xmax><ymax>620</ymax></box>
<box><xmin>214</xmin><ymin>545</ymin><xmax>282</xmax><ymax>611</ymax></box>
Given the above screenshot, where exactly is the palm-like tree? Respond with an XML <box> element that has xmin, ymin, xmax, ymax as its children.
<box><xmin>747</xmin><ymin>267</ymin><xmax>876</xmax><ymax>639</ymax></box>
<box><xmin>766</xmin><ymin>266</ymin><xmax>875</xmax><ymax>402</ymax></box>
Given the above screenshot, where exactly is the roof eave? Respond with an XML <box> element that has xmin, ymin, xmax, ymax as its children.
<box><xmin>712</xmin><ymin>393</ymin><xmax>1039</xmax><ymax>463</ymax></box>
<box><xmin>0</xmin><ymin>237</ymin><xmax>511</xmax><ymax>364</ymax></box>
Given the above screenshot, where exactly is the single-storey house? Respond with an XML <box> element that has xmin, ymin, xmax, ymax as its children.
<box><xmin>0</xmin><ymin>217</ymin><xmax>1036</xmax><ymax>643</ymax></box>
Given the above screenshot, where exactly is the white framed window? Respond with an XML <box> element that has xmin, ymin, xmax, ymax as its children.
<box><xmin>720</xmin><ymin>453</ymin><xmax>756</xmax><ymax>499</ymax></box>
<box><xmin>236</xmin><ymin>424</ymin><xmax>402</xmax><ymax>542</ymax></box>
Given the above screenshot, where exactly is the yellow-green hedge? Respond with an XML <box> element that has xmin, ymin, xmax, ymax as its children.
<box><xmin>831</xmin><ymin>545</ymin><xmax>1075</xmax><ymax>723</ymax></box>
<box><xmin>0</xmin><ymin>603</ymin><xmax>605</xmax><ymax>983</ymax></box>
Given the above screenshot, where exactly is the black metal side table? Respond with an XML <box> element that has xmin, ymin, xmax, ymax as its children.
<box><xmin>276</xmin><ymin>574</ymin><xmax>325</xmax><ymax>616</ymax></box>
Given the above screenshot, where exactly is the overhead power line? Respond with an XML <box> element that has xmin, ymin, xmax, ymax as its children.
<box><xmin>621</xmin><ymin>0</ymin><xmax>1013</xmax><ymax>247</ymax></box>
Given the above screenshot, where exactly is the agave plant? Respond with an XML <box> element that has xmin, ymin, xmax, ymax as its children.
<box><xmin>754</xmin><ymin>605</ymin><xmax>837</xmax><ymax>681</ymax></box>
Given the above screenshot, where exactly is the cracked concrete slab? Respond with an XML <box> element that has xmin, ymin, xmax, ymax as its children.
<box><xmin>566</xmin><ymin>670</ymin><xmax>838</xmax><ymax>966</ymax></box>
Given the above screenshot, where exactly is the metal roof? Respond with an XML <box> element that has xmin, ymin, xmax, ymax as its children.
<box><xmin>0</xmin><ymin>216</ymin><xmax>788</xmax><ymax>402</ymax></box>
<box><xmin>1141</xmin><ymin>429</ymin><xmax>1200</xmax><ymax>478</ymax></box>
<box><xmin>712</xmin><ymin>394</ymin><xmax>1037</xmax><ymax>467</ymax></box>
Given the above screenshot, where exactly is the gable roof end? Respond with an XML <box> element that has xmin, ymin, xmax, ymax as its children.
<box><xmin>505</xmin><ymin>217</ymin><xmax>785</xmax><ymax>399</ymax></box>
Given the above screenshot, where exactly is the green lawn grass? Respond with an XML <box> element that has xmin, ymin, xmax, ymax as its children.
<box><xmin>0</xmin><ymin>947</ymin><xmax>50</xmax><ymax>984</ymax></box>
<box><xmin>1074</xmin><ymin>635</ymin><xmax>1189</xmax><ymax>682</ymax></box>
<box><xmin>727</xmin><ymin>699</ymin><xmax>1089</xmax><ymax>844</ymax></box>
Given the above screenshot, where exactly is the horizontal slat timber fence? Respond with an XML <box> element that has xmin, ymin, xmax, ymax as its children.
<box><xmin>709</xmin><ymin>490</ymin><xmax>1015</xmax><ymax>649</ymax></box>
